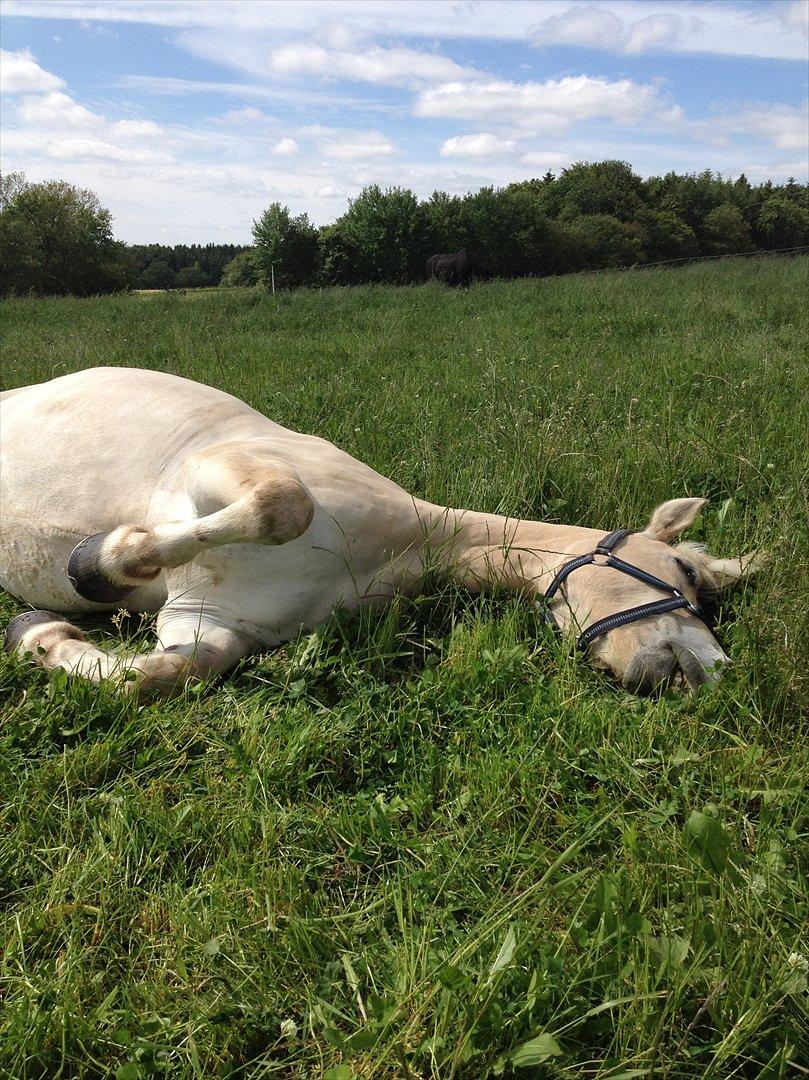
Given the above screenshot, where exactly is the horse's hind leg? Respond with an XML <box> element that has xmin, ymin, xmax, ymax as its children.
<box><xmin>66</xmin><ymin>440</ymin><xmax>315</xmax><ymax>604</ymax></box>
<box><xmin>4</xmin><ymin>608</ymin><xmax>253</xmax><ymax>697</ymax></box>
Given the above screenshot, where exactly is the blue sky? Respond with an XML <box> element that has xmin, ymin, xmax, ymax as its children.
<box><xmin>1</xmin><ymin>0</ymin><xmax>806</xmax><ymax>243</ymax></box>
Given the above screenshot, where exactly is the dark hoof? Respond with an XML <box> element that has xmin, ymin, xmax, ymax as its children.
<box><xmin>5</xmin><ymin>610</ymin><xmax>65</xmax><ymax>652</ymax></box>
<box><xmin>68</xmin><ymin>533</ymin><xmax>135</xmax><ymax>604</ymax></box>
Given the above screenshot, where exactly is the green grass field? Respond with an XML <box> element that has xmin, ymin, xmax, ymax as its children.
<box><xmin>1</xmin><ymin>258</ymin><xmax>807</xmax><ymax>1079</ymax></box>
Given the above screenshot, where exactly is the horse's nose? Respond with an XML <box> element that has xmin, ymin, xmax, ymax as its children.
<box><xmin>622</xmin><ymin>643</ymin><xmax>678</xmax><ymax>695</ymax></box>
<box><xmin>672</xmin><ymin>643</ymin><xmax>724</xmax><ymax>692</ymax></box>
<box><xmin>622</xmin><ymin>641</ymin><xmax>727</xmax><ymax>695</ymax></box>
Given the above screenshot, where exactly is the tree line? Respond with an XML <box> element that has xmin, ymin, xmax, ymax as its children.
<box><xmin>1</xmin><ymin>162</ymin><xmax>807</xmax><ymax>297</ymax></box>
<box><xmin>0</xmin><ymin>172</ymin><xmax>247</xmax><ymax>295</ymax></box>
<box><xmin>247</xmin><ymin>162</ymin><xmax>809</xmax><ymax>288</ymax></box>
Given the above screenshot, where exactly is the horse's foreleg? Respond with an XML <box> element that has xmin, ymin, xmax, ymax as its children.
<box><xmin>67</xmin><ymin>441</ymin><xmax>315</xmax><ymax>604</ymax></box>
<box><xmin>4</xmin><ymin>609</ymin><xmax>251</xmax><ymax>697</ymax></box>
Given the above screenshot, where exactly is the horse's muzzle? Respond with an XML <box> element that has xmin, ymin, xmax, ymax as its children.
<box><xmin>622</xmin><ymin>642</ymin><xmax>724</xmax><ymax>695</ymax></box>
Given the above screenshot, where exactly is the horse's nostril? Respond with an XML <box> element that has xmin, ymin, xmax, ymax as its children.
<box><xmin>622</xmin><ymin>644</ymin><xmax>678</xmax><ymax>695</ymax></box>
<box><xmin>672</xmin><ymin>645</ymin><xmax>714</xmax><ymax>692</ymax></box>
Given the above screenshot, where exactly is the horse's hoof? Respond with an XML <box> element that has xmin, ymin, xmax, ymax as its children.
<box><xmin>68</xmin><ymin>533</ymin><xmax>136</xmax><ymax>604</ymax></box>
<box><xmin>5</xmin><ymin>610</ymin><xmax>66</xmax><ymax>652</ymax></box>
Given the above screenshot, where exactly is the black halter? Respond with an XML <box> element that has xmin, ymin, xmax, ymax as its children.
<box><xmin>541</xmin><ymin>529</ymin><xmax>705</xmax><ymax>650</ymax></box>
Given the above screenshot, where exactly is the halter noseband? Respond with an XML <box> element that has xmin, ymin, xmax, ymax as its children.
<box><xmin>541</xmin><ymin>529</ymin><xmax>705</xmax><ymax>650</ymax></box>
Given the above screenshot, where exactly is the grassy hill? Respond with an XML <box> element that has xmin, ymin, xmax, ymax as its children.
<box><xmin>1</xmin><ymin>258</ymin><xmax>807</xmax><ymax>1078</ymax></box>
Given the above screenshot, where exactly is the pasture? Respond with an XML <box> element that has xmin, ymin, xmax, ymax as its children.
<box><xmin>1</xmin><ymin>258</ymin><xmax>807</xmax><ymax>1078</ymax></box>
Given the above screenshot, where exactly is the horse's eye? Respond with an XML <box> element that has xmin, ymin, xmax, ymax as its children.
<box><xmin>675</xmin><ymin>557</ymin><xmax>698</xmax><ymax>587</ymax></box>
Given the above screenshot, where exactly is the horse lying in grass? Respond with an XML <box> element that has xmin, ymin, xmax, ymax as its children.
<box><xmin>1</xmin><ymin>368</ymin><xmax>756</xmax><ymax>697</ymax></box>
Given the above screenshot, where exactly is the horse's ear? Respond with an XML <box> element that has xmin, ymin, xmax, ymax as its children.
<box><xmin>641</xmin><ymin>498</ymin><xmax>707</xmax><ymax>544</ymax></box>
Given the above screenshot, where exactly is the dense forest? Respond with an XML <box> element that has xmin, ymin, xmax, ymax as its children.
<box><xmin>124</xmin><ymin>243</ymin><xmax>249</xmax><ymax>290</ymax></box>
<box><xmin>1</xmin><ymin>161</ymin><xmax>807</xmax><ymax>297</ymax></box>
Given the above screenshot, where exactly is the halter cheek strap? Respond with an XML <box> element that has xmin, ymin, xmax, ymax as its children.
<box><xmin>541</xmin><ymin>529</ymin><xmax>705</xmax><ymax>651</ymax></box>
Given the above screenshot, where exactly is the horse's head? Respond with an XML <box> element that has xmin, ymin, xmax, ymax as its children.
<box><xmin>545</xmin><ymin>498</ymin><xmax>760</xmax><ymax>693</ymax></box>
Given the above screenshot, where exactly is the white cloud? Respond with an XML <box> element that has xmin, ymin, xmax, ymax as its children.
<box><xmin>743</xmin><ymin>157</ymin><xmax>809</xmax><ymax>181</ymax></box>
<box><xmin>220</xmin><ymin>105</ymin><xmax>273</xmax><ymax>124</ymax></box>
<box><xmin>529</xmin><ymin>3</ymin><xmax>803</xmax><ymax>59</ymax></box>
<box><xmin>624</xmin><ymin>13</ymin><xmax>685</xmax><ymax>54</ymax></box>
<box><xmin>14</xmin><ymin>87</ymin><xmax>164</xmax><ymax>142</ymax></box>
<box><xmin>0</xmin><ymin>48</ymin><xmax>65</xmax><ymax>93</ymax></box>
<box><xmin>520</xmin><ymin>150</ymin><xmax>574</xmax><ymax>170</ymax></box>
<box><xmin>782</xmin><ymin>0</ymin><xmax>809</xmax><ymax>37</ymax></box>
<box><xmin>417</xmin><ymin>75</ymin><xmax>680</xmax><ymax>134</ymax></box>
<box><xmin>531</xmin><ymin>6</ymin><xmax>687</xmax><ymax>54</ymax></box>
<box><xmin>3</xmin><ymin>51</ymin><xmax>174</xmax><ymax>174</ymax></box>
<box><xmin>441</xmin><ymin>132</ymin><xmax>518</xmax><ymax>160</ymax></box>
<box><xmin>273</xmin><ymin>137</ymin><xmax>298</xmax><ymax>155</ymax></box>
<box><xmin>268</xmin><ymin>41</ymin><xmax>481</xmax><ymax>87</ymax></box>
<box><xmin>314</xmin><ymin>183</ymin><xmax>345</xmax><ymax>198</ymax></box>
<box><xmin>112</xmin><ymin>118</ymin><xmax>163</xmax><ymax>138</ymax></box>
<box><xmin>694</xmin><ymin>104</ymin><xmax>809</xmax><ymax>153</ymax></box>
<box><xmin>532</xmin><ymin>6</ymin><xmax>625</xmax><ymax>50</ymax></box>
<box><xmin>44</xmin><ymin>137</ymin><xmax>171</xmax><ymax>163</ymax></box>
<box><xmin>303</xmin><ymin>126</ymin><xmax>397</xmax><ymax>160</ymax></box>
<box><xmin>313</xmin><ymin>19</ymin><xmax>361</xmax><ymax>50</ymax></box>
<box><xmin>3</xmin><ymin>1</ymin><xmax>805</xmax><ymax>60</ymax></box>
<box><xmin>319</xmin><ymin>136</ymin><xmax>395</xmax><ymax>160</ymax></box>
<box><xmin>17</xmin><ymin>89</ymin><xmax>98</xmax><ymax>128</ymax></box>
<box><xmin>118</xmin><ymin>74</ymin><xmax>399</xmax><ymax>114</ymax></box>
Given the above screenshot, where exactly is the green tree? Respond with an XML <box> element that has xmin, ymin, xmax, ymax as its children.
<box><xmin>317</xmin><ymin>224</ymin><xmax>363</xmax><ymax>286</ymax></box>
<box><xmin>0</xmin><ymin>176</ymin><xmax>122</xmax><ymax>296</ymax></box>
<box><xmin>635</xmin><ymin>209</ymin><xmax>697</xmax><ymax>261</ymax></box>
<box><xmin>252</xmin><ymin>203</ymin><xmax>318</xmax><ymax>288</ymax></box>
<box><xmin>501</xmin><ymin>183</ymin><xmax>554</xmax><ymax>275</ymax></box>
<box><xmin>555</xmin><ymin>161</ymin><xmax>645</xmax><ymax>222</ymax></box>
<box><xmin>0</xmin><ymin>171</ymin><xmax>28</xmax><ymax>209</ymax></box>
<box><xmin>422</xmin><ymin>190</ymin><xmax>465</xmax><ymax>259</ymax></box>
<box><xmin>452</xmin><ymin>183</ymin><xmax>553</xmax><ymax>277</ymax></box>
<box><xmin>703</xmin><ymin>203</ymin><xmax>752</xmax><ymax>254</ymax></box>
<box><xmin>566</xmin><ymin>214</ymin><xmax>646</xmax><ymax>269</ymax></box>
<box><xmin>328</xmin><ymin>186</ymin><xmax>427</xmax><ymax>284</ymax></box>
<box><xmin>139</xmin><ymin>259</ymin><xmax>176</xmax><ymax>290</ymax></box>
<box><xmin>755</xmin><ymin>196</ymin><xmax>809</xmax><ymax>249</ymax></box>
<box><xmin>220</xmin><ymin>249</ymin><xmax>258</xmax><ymax>287</ymax></box>
<box><xmin>646</xmin><ymin>170</ymin><xmax>732</xmax><ymax>233</ymax></box>
<box><xmin>175</xmin><ymin>262</ymin><xmax>208</xmax><ymax>288</ymax></box>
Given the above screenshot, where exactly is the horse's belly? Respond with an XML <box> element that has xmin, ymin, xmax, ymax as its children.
<box><xmin>157</xmin><ymin>512</ymin><xmax>418</xmax><ymax>646</ymax></box>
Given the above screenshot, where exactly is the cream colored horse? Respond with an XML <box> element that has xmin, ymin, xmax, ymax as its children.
<box><xmin>1</xmin><ymin>368</ymin><xmax>755</xmax><ymax>697</ymax></box>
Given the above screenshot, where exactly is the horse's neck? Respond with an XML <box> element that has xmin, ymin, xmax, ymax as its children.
<box><xmin>414</xmin><ymin>501</ymin><xmax>599</xmax><ymax>593</ymax></box>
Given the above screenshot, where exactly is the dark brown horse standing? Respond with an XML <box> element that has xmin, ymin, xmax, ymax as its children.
<box><xmin>426</xmin><ymin>248</ymin><xmax>488</xmax><ymax>286</ymax></box>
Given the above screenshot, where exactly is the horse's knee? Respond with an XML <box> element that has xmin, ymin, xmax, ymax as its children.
<box><xmin>250</xmin><ymin>475</ymin><xmax>314</xmax><ymax>544</ymax></box>
<box><xmin>188</xmin><ymin>454</ymin><xmax>315</xmax><ymax>546</ymax></box>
